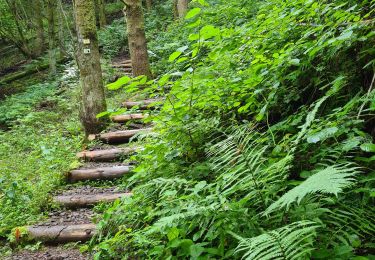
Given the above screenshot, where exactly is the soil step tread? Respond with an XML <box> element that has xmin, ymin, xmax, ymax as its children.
<box><xmin>111</xmin><ymin>113</ymin><xmax>148</xmax><ymax>123</ymax></box>
<box><xmin>68</xmin><ymin>165</ymin><xmax>133</xmax><ymax>182</ymax></box>
<box><xmin>77</xmin><ymin>147</ymin><xmax>139</xmax><ymax>161</ymax></box>
<box><xmin>88</xmin><ymin>128</ymin><xmax>153</xmax><ymax>143</ymax></box>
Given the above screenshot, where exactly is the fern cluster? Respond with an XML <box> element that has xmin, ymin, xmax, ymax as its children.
<box><xmin>91</xmin><ymin>0</ymin><xmax>375</xmax><ymax>259</ymax></box>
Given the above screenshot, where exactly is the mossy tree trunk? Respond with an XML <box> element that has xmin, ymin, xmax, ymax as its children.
<box><xmin>173</xmin><ymin>0</ymin><xmax>178</xmax><ymax>20</ymax></box>
<box><xmin>47</xmin><ymin>0</ymin><xmax>57</xmax><ymax>75</ymax></box>
<box><xmin>33</xmin><ymin>0</ymin><xmax>45</xmax><ymax>56</ymax></box>
<box><xmin>145</xmin><ymin>0</ymin><xmax>152</xmax><ymax>11</ymax></box>
<box><xmin>122</xmin><ymin>0</ymin><xmax>152</xmax><ymax>79</ymax></box>
<box><xmin>96</xmin><ymin>0</ymin><xmax>107</xmax><ymax>28</ymax></box>
<box><xmin>57</xmin><ymin>0</ymin><xmax>67</xmax><ymax>58</ymax></box>
<box><xmin>73</xmin><ymin>0</ymin><xmax>107</xmax><ymax>135</ymax></box>
<box><xmin>177</xmin><ymin>0</ymin><xmax>188</xmax><ymax>18</ymax></box>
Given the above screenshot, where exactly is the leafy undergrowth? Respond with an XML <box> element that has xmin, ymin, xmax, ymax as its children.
<box><xmin>92</xmin><ymin>0</ymin><xmax>375</xmax><ymax>259</ymax></box>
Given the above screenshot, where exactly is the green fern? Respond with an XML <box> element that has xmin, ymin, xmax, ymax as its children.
<box><xmin>264</xmin><ymin>164</ymin><xmax>360</xmax><ymax>215</ymax></box>
<box><xmin>233</xmin><ymin>221</ymin><xmax>319</xmax><ymax>260</ymax></box>
<box><xmin>207</xmin><ymin>125</ymin><xmax>289</xmax><ymax>202</ymax></box>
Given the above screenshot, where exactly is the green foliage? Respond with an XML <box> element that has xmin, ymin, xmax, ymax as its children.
<box><xmin>0</xmin><ymin>74</ymin><xmax>82</xmax><ymax>237</ymax></box>
<box><xmin>98</xmin><ymin>19</ymin><xmax>128</xmax><ymax>58</ymax></box>
<box><xmin>264</xmin><ymin>164</ymin><xmax>360</xmax><ymax>214</ymax></box>
<box><xmin>93</xmin><ymin>0</ymin><xmax>375</xmax><ymax>258</ymax></box>
<box><xmin>0</xmin><ymin>82</ymin><xmax>57</xmax><ymax>125</ymax></box>
<box><xmin>233</xmin><ymin>221</ymin><xmax>318</xmax><ymax>260</ymax></box>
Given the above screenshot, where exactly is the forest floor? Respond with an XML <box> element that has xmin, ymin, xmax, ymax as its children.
<box><xmin>6</xmin><ymin>246</ymin><xmax>88</xmax><ymax>260</ymax></box>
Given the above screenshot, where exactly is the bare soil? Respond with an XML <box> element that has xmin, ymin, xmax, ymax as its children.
<box><xmin>6</xmin><ymin>246</ymin><xmax>90</xmax><ymax>260</ymax></box>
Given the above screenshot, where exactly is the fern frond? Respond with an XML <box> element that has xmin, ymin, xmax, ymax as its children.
<box><xmin>233</xmin><ymin>221</ymin><xmax>318</xmax><ymax>260</ymax></box>
<box><xmin>323</xmin><ymin>205</ymin><xmax>375</xmax><ymax>246</ymax></box>
<box><xmin>264</xmin><ymin>164</ymin><xmax>360</xmax><ymax>215</ymax></box>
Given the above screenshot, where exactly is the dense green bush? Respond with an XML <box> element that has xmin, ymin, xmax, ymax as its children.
<box><xmin>92</xmin><ymin>0</ymin><xmax>375</xmax><ymax>259</ymax></box>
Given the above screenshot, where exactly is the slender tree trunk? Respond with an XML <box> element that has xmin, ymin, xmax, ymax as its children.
<box><xmin>173</xmin><ymin>0</ymin><xmax>178</xmax><ymax>20</ymax></box>
<box><xmin>73</xmin><ymin>0</ymin><xmax>107</xmax><ymax>135</ymax></box>
<box><xmin>4</xmin><ymin>0</ymin><xmax>36</xmax><ymax>58</ymax></box>
<box><xmin>96</xmin><ymin>0</ymin><xmax>107</xmax><ymax>28</ymax></box>
<box><xmin>122</xmin><ymin>0</ymin><xmax>152</xmax><ymax>79</ymax></box>
<box><xmin>33</xmin><ymin>0</ymin><xmax>45</xmax><ymax>56</ymax></box>
<box><xmin>177</xmin><ymin>0</ymin><xmax>188</xmax><ymax>18</ymax></box>
<box><xmin>47</xmin><ymin>0</ymin><xmax>57</xmax><ymax>75</ymax></box>
<box><xmin>57</xmin><ymin>0</ymin><xmax>67</xmax><ymax>58</ymax></box>
<box><xmin>145</xmin><ymin>0</ymin><xmax>152</xmax><ymax>11</ymax></box>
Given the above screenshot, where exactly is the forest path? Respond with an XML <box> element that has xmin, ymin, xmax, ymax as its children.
<box><xmin>8</xmin><ymin>60</ymin><xmax>161</xmax><ymax>259</ymax></box>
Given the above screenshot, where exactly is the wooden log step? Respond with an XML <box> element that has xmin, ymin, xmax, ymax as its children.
<box><xmin>54</xmin><ymin>192</ymin><xmax>132</xmax><ymax>208</ymax></box>
<box><xmin>68</xmin><ymin>165</ymin><xmax>133</xmax><ymax>182</ymax></box>
<box><xmin>112</xmin><ymin>63</ymin><xmax>132</xmax><ymax>68</ymax></box>
<box><xmin>87</xmin><ymin>128</ymin><xmax>152</xmax><ymax>143</ymax></box>
<box><xmin>111</xmin><ymin>113</ymin><xmax>148</xmax><ymax>123</ymax></box>
<box><xmin>122</xmin><ymin>99</ymin><xmax>163</xmax><ymax>110</ymax></box>
<box><xmin>26</xmin><ymin>224</ymin><xmax>96</xmax><ymax>243</ymax></box>
<box><xmin>76</xmin><ymin>147</ymin><xmax>138</xmax><ymax>162</ymax></box>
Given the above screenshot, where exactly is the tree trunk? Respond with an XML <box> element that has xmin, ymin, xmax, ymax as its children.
<box><xmin>68</xmin><ymin>166</ymin><xmax>133</xmax><ymax>182</ymax></box>
<box><xmin>47</xmin><ymin>0</ymin><xmax>57</xmax><ymax>75</ymax></box>
<box><xmin>96</xmin><ymin>0</ymin><xmax>107</xmax><ymax>28</ymax></box>
<box><xmin>87</xmin><ymin>128</ymin><xmax>153</xmax><ymax>143</ymax></box>
<box><xmin>123</xmin><ymin>0</ymin><xmax>152</xmax><ymax>79</ymax></box>
<box><xmin>27</xmin><ymin>224</ymin><xmax>96</xmax><ymax>243</ymax></box>
<box><xmin>145</xmin><ymin>0</ymin><xmax>152</xmax><ymax>11</ymax></box>
<box><xmin>57</xmin><ymin>0</ymin><xmax>67</xmax><ymax>58</ymax></box>
<box><xmin>54</xmin><ymin>192</ymin><xmax>132</xmax><ymax>207</ymax></box>
<box><xmin>73</xmin><ymin>0</ymin><xmax>108</xmax><ymax>135</ymax></box>
<box><xmin>33</xmin><ymin>0</ymin><xmax>45</xmax><ymax>56</ymax></box>
<box><xmin>177</xmin><ymin>0</ymin><xmax>188</xmax><ymax>18</ymax></box>
<box><xmin>173</xmin><ymin>0</ymin><xmax>178</xmax><ymax>20</ymax></box>
<box><xmin>4</xmin><ymin>0</ymin><xmax>36</xmax><ymax>58</ymax></box>
<box><xmin>76</xmin><ymin>147</ymin><xmax>138</xmax><ymax>162</ymax></box>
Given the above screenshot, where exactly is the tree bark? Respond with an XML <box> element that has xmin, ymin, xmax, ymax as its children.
<box><xmin>57</xmin><ymin>0</ymin><xmax>67</xmax><ymax>58</ymax></box>
<box><xmin>173</xmin><ymin>0</ymin><xmax>178</xmax><ymax>20</ymax></box>
<box><xmin>33</xmin><ymin>0</ymin><xmax>45</xmax><ymax>56</ymax></box>
<box><xmin>27</xmin><ymin>224</ymin><xmax>96</xmax><ymax>242</ymax></box>
<box><xmin>145</xmin><ymin>0</ymin><xmax>152</xmax><ymax>11</ymax></box>
<box><xmin>47</xmin><ymin>0</ymin><xmax>57</xmax><ymax>75</ymax></box>
<box><xmin>76</xmin><ymin>147</ymin><xmax>139</xmax><ymax>161</ymax></box>
<box><xmin>68</xmin><ymin>166</ymin><xmax>133</xmax><ymax>182</ymax></box>
<box><xmin>122</xmin><ymin>0</ymin><xmax>152</xmax><ymax>79</ymax></box>
<box><xmin>73</xmin><ymin>0</ymin><xmax>108</xmax><ymax>135</ymax></box>
<box><xmin>54</xmin><ymin>192</ymin><xmax>132</xmax><ymax>207</ymax></box>
<box><xmin>96</xmin><ymin>0</ymin><xmax>107</xmax><ymax>28</ymax></box>
<box><xmin>4</xmin><ymin>0</ymin><xmax>36</xmax><ymax>58</ymax></box>
<box><xmin>87</xmin><ymin>128</ymin><xmax>153</xmax><ymax>143</ymax></box>
<box><xmin>177</xmin><ymin>0</ymin><xmax>188</xmax><ymax>18</ymax></box>
<box><xmin>111</xmin><ymin>113</ymin><xmax>147</xmax><ymax>123</ymax></box>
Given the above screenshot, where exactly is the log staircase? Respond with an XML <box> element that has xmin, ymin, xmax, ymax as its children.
<box><xmin>18</xmin><ymin>60</ymin><xmax>163</xmax><ymax>245</ymax></box>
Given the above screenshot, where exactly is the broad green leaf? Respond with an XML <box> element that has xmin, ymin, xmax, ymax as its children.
<box><xmin>169</xmin><ymin>51</ymin><xmax>182</xmax><ymax>62</ymax></box>
<box><xmin>159</xmin><ymin>74</ymin><xmax>171</xmax><ymax>86</ymax></box>
<box><xmin>185</xmin><ymin>8</ymin><xmax>201</xmax><ymax>19</ymax></box>
<box><xmin>167</xmin><ymin>227</ymin><xmax>179</xmax><ymax>241</ymax></box>
<box><xmin>200</xmin><ymin>25</ymin><xmax>220</xmax><ymax>40</ymax></box>
<box><xmin>360</xmin><ymin>143</ymin><xmax>375</xmax><ymax>153</ymax></box>
<box><xmin>190</xmin><ymin>244</ymin><xmax>205</xmax><ymax>258</ymax></box>
<box><xmin>96</xmin><ymin>111</ymin><xmax>110</xmax><ymax>118</ymax></box>
<box><xmin>307</xmin><ymin>127</ymin><xmax>338</xmax><ymax>143</ymax></box>
<box><xmin>106</xmin><ymin>76</ymin><xmax>131</xmax><ymax>90</ymax></box>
